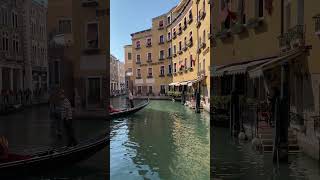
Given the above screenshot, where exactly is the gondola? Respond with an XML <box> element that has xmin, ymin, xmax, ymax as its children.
<box><xmin>0</xmin><ymin>104</ymin><xmax>23</xmax><ymax>116</ymax></box>
<box><xmin>73</xmin><ymin>99</ymin><xmax>150</xmax><ymax>120</ymax></box>
<box><xmin>0</xmin><ymin>132</ymin><xmax>108</xmax><ymax>177</ymax></box>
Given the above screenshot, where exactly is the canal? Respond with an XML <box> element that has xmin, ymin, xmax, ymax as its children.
<box><xmin>0</xmin><ymin>105</ymin><xmax>108</xmax><ymax>179</ymax></box>
<box><xmin>110</xmin><ymin>98</ymin><xmax>210</xmax><ymax>180</ymax></box>
<box><xmin>213</xmin><ymin>127</ymin><xmax>320</xmax><ymax>180</ymax></box>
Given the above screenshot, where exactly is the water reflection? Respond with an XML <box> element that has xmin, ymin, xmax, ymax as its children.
<box><xmin>110</xmin><ymin>100</ymin><xmax>210</xmax><ymax>180</ymax></box>
<box><xmin>213</xmin><ymin>127</ymin><xmax>320</xmax><ymax>180</ymax></box>
<box><xmin>0</xmin><ymin>105</ymin><xmax>108</xmax><ymax>179</ymax></box>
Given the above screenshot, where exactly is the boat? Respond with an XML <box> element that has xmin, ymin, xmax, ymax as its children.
<box><xmin>0</xmin><ymin>104</ymin><xmax>24</xmax><ymax>116</ymax></box>
<box><xmin>73</xmin><ymin>99</ymin><xmax>150</xmax><ymax>120</ymax></box>
<box><xmin>0</xmin><ymin>132</ymin><xmax>108</xmax><ymax>177</ymax></box>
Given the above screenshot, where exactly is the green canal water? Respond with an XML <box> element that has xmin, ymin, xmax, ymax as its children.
<box><xmin>110</xmin><ymin>99</ymin><xmax>210</xmax><ymax>180</ymax></box>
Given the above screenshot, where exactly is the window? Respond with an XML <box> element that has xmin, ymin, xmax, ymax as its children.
<box><xmin>190</xmin><ymin>55</ymin><xmax>193</xmax><ymax>67</ymax></box>
<box><xmin>179</xmin><ymin>23</ymin><xmax>182</xmax><ymax>32</ymax></box>
<box><xmin>167</xmin><ymin>16</ymin><xmax>171</xmax><ymax>24</ymax></box>
<box><xmin>184</xmin><ymin>17</ymin><xmax>187</xmax><ymax>26</ymax></box>
<box><xmin>286</xmin><ymin>2</ymin><xmax>291</xmax><ymax>31</ymax></box>
<box><xmin>184</xmin><ymin>37</ymin><xmax>187</xmax><ymax>47</ymax></box>
<box><xmin>203</xmin><ymin>30</ymin><xmax>206</xmax><ymax>43</ymax></box>
<box><xmin>173</xmin><ymin>45</ymin><xmax>176</xmax><ymax>54</ymax></box>
<box><xmin>203</xmin><ymin>0</ymin><xmax>206</xmax><ymax>12</ymax></box>
<box><xmin>136</xmin><ymin>54</ymin><xmax>141</xmax><ymax>63</ymax></box>
<box><xmin>160</xmin><ymin>35</ymin><xmax>164</xmax><ymax>43</ymax></box>
<box><xmin>168</xmin><ymin>47</ymin><xmax>172</xmax><ymax>57</ymax></box>
<box><xmin>160</xmin><ymin>85</ymin><xmax>165</xmax><ymax>94</ymax></box>
<box><xmin>86</xmin><ymin>22</ymin><xmax>98</xmax><ymax>48</ymax></box>
<box><xmin>148</xmin><ymin>68</ymin><xmax>152</xmax><ymax>77</ymax></box>
<box><xmin>184</xmin><ymin>58</ymin><xmax>187</xmax><ymax>69</ymax></box>
<box><xmin>2</xmin><ymin>32</ymin><xmax>9</xmax><ymax>51</ymax></box>
<box><xmin>174</xmin><ymin>63</ymin><xmax>177</xmax><ymax>72</ymax></box>
<box><xmin>173</xmin><ymin>28</ymin><xmax>176</xmax><ymax>36</ymax></box>
<box><xmin>189</xmin><ymin>31</ymin><xmax>193</xmax><ymax>42</ymax></box>
<box><xmin>137</xmin><ymin>69</ymin><xmax>141</xmax><ymax>77</ymax></box>
<box><xmin>11</xmin><ymin>11</ymin><xmax>18</xmax><ymax>28</ymax></box>
<box><xmin>59</xmin><ymin>19</ymin><xmax>72</xmax><ymax>33</ymax></box>
<box><xmin>203</xmin><ymin>59</ymin><xmax>205</xmax><ymax>72</ymax></box>
<box><xmin>255</xmin><ymin>0</ymin><xmax>264</xmax><ymax>18</ymax></box>
<box><xmin>168</xmin><ymin>32</ymin><xmax>171</xmax><ymax>40</ymax></box>
<box><xmin>148</xmin><ymin>86</ymin><xmax>153</xmax><ymax>94</ymax></box>
<box><xmin>147</xmin><ymin>52</ymin><xmax>152</xmax><ymax>61</ymax></box>
<box><xmin>146</xmin><ymin>38</ymin><xmax>152</xmax><ymax>46</ymax></box>
<box><xmin>128</xmin><ymin>68</ymin><xmax>132</xmax><ymax>72</ymax></box>
<box><xmin>128</xmin><ymin>52</ymin><xmax>132</xmax><ymax>60</ymax></box>
<box><xmin>238</xmin><ymin>0</ymin><xmax>246</xmax><ymax>24</ymax></box>
<box><xmin>160</xmin><ymin>66</ymin><xmax>165</xmax><ymax>75</ymax></box>
<box><xmin>136</xmin><ymin>40</ymin><xmax>141</xmax><ymax>48</ymax></box>
<box><xmin>159</xmin><ymin>20</ymin><xmax>164</xmax><ymax>27</ymax></box>
<box><xmin>159</xmin><ymin>50</ymin><xmax>164</xmax><ymax>59</ymax></box>
<box><xmin>168</xmin><ymin>64</ymin><xmax>172</xmax><ymax>74</ymax></box>
<box><xmin>138</xmin><ymin>86</ymin><xmax>142</xmax><ymax>94</ymax></box>
<box><xmin>179</xmin><ymin>41</ymin><xmax>182</xmax><ymax>51</ymax></box>
<box><xmin>189</xmin><ymin>10</ymin><xmax>193</xmax><ymax>20</ymax></box>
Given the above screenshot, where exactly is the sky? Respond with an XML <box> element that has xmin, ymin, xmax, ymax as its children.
<box><xmin>111</xmin><ymin>0</ymin><xmax>180</xmax><ymax>62</ymax></box>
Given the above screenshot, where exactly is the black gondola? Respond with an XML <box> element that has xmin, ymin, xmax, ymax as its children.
<box><xmin>73</xmin><ymin>100</ymin><xmax>150</xmax><ymax>120</ymax></box>
<box><xmin>0</xmin><ymin>132</ymin><xmax>108</xmax><ymax>177</ymax></box>
<box><xmin>0</xmin><ymin>104</ymin><xmax>23</xmax><ymax>116</ymax></box>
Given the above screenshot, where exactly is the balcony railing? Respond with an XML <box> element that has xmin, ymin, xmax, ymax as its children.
<box><xmin>158</xmin><ymin>25</ymin><xmax>164</xmax><ymax>30</ymax></box>
<box><xmin>82</xmin><ymin>0</ymin><xmax>98</xmax><ymax>7</ymax></box>
<box><xmin>146</xmin><ymin>43</ymin><xmax>152</xmax><ymax>47</ymax></box>
<box><xmin>136</xmin><ymin>76</ymin><xmax>142</xmax><ymax>79</ymax></box>
<box><xmin>158</xmin><ymin>41</ymin><xmax>165</xmax><ymax>45</ymax></box>
<box><xmin>136</xmin><ymin>61</ymin><xmax>141</xmax><ymax>64</ymax></box>
<box><xmin>159</xmin><ymin>57</ymin><xmax>165</xmax><ymax>61</ymax></box>
<box><xmin>146</xmin><ymin>59</ymin><xmax>152</xmax><ymax>63</ymax></box>
<box><xmin>135</xmin><ymin>46</ymin><xmax>141</xmax><ymax>50</ymax></box>
<box><xmin>159</xmin><ymin>74</ymin><xmax>165</xmax><ymax>77</ymax></box>
<box><xmin>278</xmin><ymin>25</ymin><xmax>305</xmax><ymax>51</ymax></box>
<box><xmin>147</xmin><ymin>75</ymin><xmax>153</xmax><ymax>79</ymax></box>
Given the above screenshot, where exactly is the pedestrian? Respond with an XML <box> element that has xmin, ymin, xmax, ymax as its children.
<box><xmin>59</xmin><ymin>89</ymin><xmax>78</xmax><ymax>147</ymax></box>
<box><xmin>128</xmin><ymin>90</ymin><xmax>134</xmax><ymax>108</ymax></box>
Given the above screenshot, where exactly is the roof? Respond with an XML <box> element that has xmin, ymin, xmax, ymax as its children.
<box><xmin>130</xmin><ymin>29</ymin><xmax>152</xmax><ymax>37</ymax></box>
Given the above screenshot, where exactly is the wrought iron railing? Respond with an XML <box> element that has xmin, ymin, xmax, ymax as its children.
<box><xmin>278</xmin><ymin>25</ymin><xmax>305</xmax><ymax>48</ymax></box>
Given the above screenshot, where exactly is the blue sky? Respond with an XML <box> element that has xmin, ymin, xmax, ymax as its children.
<box><xmin>111</xmin><ymin>0</ymin><xmax>180</xmax><ymax>61</ymax></box>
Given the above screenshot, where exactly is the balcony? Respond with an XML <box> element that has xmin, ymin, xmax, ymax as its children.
<box><xmin>159</xmin><ymin>74</ymin><xmax>165</xmax><ymax>77</ymax></box>
<box><xmin>173</xmin><ymin>53</ymin><xmax>177</xmax><ymax>57</ymax></box>
<box><xmin>182</xmin><ymin>45</ymin><xmax>187</xmax><ymax>51</ymax></box>
<box><xmin>146</xmin><ymin>59</ymin><xmax>152</xmax><ymax>63</ymax></box>
<box><xmin>167</xmin><ymin>37</ymin><xmax>172</xmax><ymax>42</ymax></box>
<box><xmin>177</xmin><ymin>50</ymin><xmax>183</xmax><ymax>54</ymax></box>
<box><xmin>147</xmin><ymin>75</ymin><xmax>153</xmax><ymax>79</ymax></box>
<box><xmin>199</xmin><ymin>10</ymin><xmax>206</xmax><ymax>20</ymax></box>
<box><xmin>135</xmin><ymin>46</ymin><xmax>141</xmax><ymax>50</ymax></box>
<box><xmin>278</xmin><ymin>25</ymin><xmax>305</xmax><ymax>52</ymax></box>
<box><xmin>146</xmin><ymin>43</ymin><xmax>152</xmax><ymax>47</ymax></box>
<box><xmin>159</xmin><ymin>57</ymin><xmax>165</xmax><ymax>61</ymax></box>
<box><xmin>187</xmin><ymin>39</ymin><xmax>193</xmax><ymax>47</ymax></box>
<box><xmin>136</xmin><ymin>61</ymin><xmax>141</xmax><ymax>64</ymax></box>
<box><xmin>188</xmin><ymin>66</ymin><xmax>194</xmax><ymax>72</ymax></box>
<box><xmin>196</xmin><ymin>18</ymin><xmax>201</xmax><ymax>28</ymax></box>
<box><xmin>167</xmin><ymin>73</ymin><xmax>173</xmax><ymax>76</ymax></box>
<box><xmin>158</xmin><ymin>25</ymin><xmax>164</xmax><ymax>30</ymax></box>
<box><xmin>173</xmin><ymin>33</ymin><xmax>177</xmax><ymax>39</ymax></box>
<box><xmin>81</xmin><ymin>0</ymin><xmax>98</xmax><ymax>7</ymax></box>
<box><xmin>136</xmin><ymin>76</ymin><xmax>142</xmax><ymax>79</ymax></box>
<box><xmin>167</xmin><ymin>55</ymin><xmax>172</xmax><ymax>59</ymax></box>
<box><xmin>183</xmin><ymin>23</ymin><xmax>187</xmax><ymax>30</ymax></box>
<box><xmin>158</xmin><ymin>41</ymin><xmax>165</xmax><ymax>45</ymax></box>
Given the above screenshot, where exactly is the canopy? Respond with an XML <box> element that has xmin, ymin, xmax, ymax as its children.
<box><xmin>212</xmin><ymin>57</ymin><xmax>276</xmax><ymax>77</ymax></box>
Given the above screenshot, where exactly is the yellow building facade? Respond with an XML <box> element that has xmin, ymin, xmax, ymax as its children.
<box><xmin>129</xmin><ymin>0</ymin><xmax>211</xmax><ymax>105</ymax></box>
<box><xmin>211</xmin><ymin>0</ymin><xmax>320</xmax><ymax>160</ymax></box>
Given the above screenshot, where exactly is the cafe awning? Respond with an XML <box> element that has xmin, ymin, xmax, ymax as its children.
<box><xmin>249</xmin><ymin>49</ymin><xmax>304</xmax><ymax>78</ymax></box>
<box><xmin>212</xmin><ymin>57</ymin><xmax>275</xmax><ymax>77</ymax></box>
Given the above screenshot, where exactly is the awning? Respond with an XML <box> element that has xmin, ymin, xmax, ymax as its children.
<box><xmin>212</xmin><ymin>58</ymin><xmax>274</xmax><ymax>77</ymax></box>
<box><xmin>249</xmin><ymin>49</ymin><xmax>304</xmax><ymax>78</ymax></box>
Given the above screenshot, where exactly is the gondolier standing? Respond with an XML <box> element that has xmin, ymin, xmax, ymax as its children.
<box><xmin>59</xmin><ymin>89</ymin><xmax>78</xmax><ymax>147</ymax></box>
<box><xmin>128</xmin><ymin>90</ymin><xmax>134</xmax><ymax>108</ymax></box>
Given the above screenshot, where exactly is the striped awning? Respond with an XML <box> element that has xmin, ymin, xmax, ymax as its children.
<box><xmin>212</xmin><ymin>57</ymin><xmax>276</xmax><ymax>77</ymax></box>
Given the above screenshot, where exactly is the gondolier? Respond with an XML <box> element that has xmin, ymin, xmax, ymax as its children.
<box><xmin>128</xmin><ymin>90</ymin><xmax>134</xmax><ymax>108</ymax></box>
<box><xmin>59</xmin><ymin>89</ymin><xmax>78</xmax><ymax>147</ymax></box>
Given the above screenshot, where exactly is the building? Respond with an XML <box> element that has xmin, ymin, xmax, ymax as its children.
<box><xmin>124</xmin><ymin>45</ymin><xmax>133</xmax><ymax>92</ymax></box>
<box><xmin>118</xmin><ymin>60</ymin><xmax>125</xmax><ymax>93</ymax></box>
<box><xmin>47</xmin><ymin>0</ymin><xmax>108</xmax><ymax>109</ymax></box>
<box><xmin>0</xmin><ymin>0</ymin><xmax>24</xmax><ymax>94</ymax></box>
<box><xmin>211</xmin><ymin>0</ymin><xmax>320</xmax><ymax>160</ymax></box>
<box><xmin>0</xmin><ymin>0</ymin><xmax>48</xmax><ymax>103</ymax></box>
<box><xmin>110</xmin><ymin>54</ymin><xmax>119</xmax><ymax>95</ymax></box>
<box><xmin>24</xmin><ymin>0</ymin><xmax>48</xmax><ymax>101</ymax></box>
<box><xmin>129</xmin><ymin>0</ymin><xmax>210</xmax><ymax>105</ymax></box>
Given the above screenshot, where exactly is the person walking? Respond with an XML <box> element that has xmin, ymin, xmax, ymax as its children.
<box><xmin>59</xmin><ymin>89</ymin><xmax>78</xmax><ymax>147</ymax></box>
<box><xmin>128</xmin><ymin>90</ymin><xmax>134</xmax><ymax>108</ymax></box>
